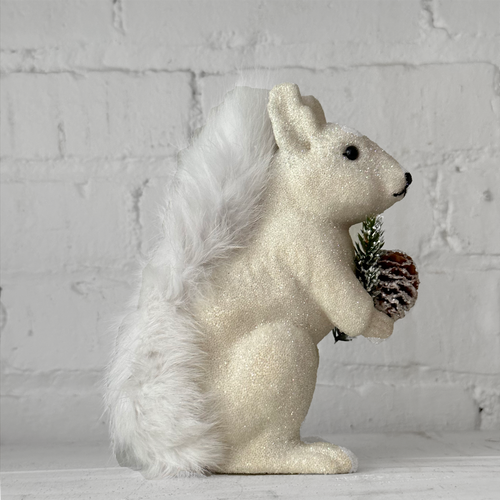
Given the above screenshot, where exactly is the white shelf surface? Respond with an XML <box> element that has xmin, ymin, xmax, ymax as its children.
<box><xmin>2</xmin><ymin>432</ymin><xmax>499</xmax><ymax>499</ymax></box>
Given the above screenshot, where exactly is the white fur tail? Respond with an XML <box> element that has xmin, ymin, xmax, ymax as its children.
<box><xmin>105</xmin><ymin>86</ymin><xmax>276</xmax><ymax>477</ymax></box>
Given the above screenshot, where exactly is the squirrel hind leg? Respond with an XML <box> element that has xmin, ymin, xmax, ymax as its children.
<box><xmin>209</xmin><ymin>323</ymin><xmax>355</xmax><ymax>474</ymax></box>
<box><xmin>210</xmin><ymin>323</ymin><xmax>319</xmax><ymax>450</ymax></box>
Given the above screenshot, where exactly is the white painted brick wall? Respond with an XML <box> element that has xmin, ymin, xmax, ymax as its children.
<box><xmin>1</xmin><ymin>0</ymin><xmax>499</xmax><ymax>444</ymax></box>
<box><xmin>1</xmin><ymin>72</ymin><xmax>192</xmax><ymax>159</ymax></box>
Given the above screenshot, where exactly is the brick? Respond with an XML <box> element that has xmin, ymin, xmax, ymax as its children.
<box><xmin>302</xmin><ymin>383</ymin><xmax>478</xmax><ymax>433</ymax></box>
<box><xmin>0</xmin><ymin>0</ymin><xmax>114</xmax><ymax>50</ymax></box>
<box><xmin>447</xmin><ymin>161</ymin><xmax>500</xmax><ymax>255</ymax></box>
<box><xmin>102</xmin><ymin>0</ymin><xmax>421</xmax><ymax>71</ymax></box>
<box><xmin>262</xmin><ymin>0</ymin><xmax>422</xmax><ymax>44</ymax></box>
<box><xmin>1</xmin><ymin>370</ymin><xmax>107</xmax><ymax>444</ymax></box>
<box><xmin>474</xmin><ymin>387</ymin><xmax>500</xmax><ymax>431</ymax></box>
<box><xmin>406</xmin><ymin>270</ymin><xmax>499</xmax><ymax>375</ymax></box>
<box><xmin>3</xmin><ymin>1</ymin><xmax>498</xmax><ymax>75</ymax></box>
<box><xmin>426</xmin><ymin>271</ymin><xmax>499</xmax><ymax>374</ymax></box>
<box><xmin>0</xmin><ymin>157</ymin><xmax>175</xmax><ymax>184</ymax></box>
<box><xmin>1</xmin><ymin>72</ymin><xmax>192</xmax><ymax>159</ymax></box>
<box><xmin>201</xmin><ymin>64</ymin><xmax>499</xmax><ymax>156</ymax></box>
<box><xmin>123</xmin><ymin>0</ymin><xmax>421</xmax><ymax>48</ymax></box>
<box><xmin>0</xmin><ymin>74</ymin><xmax>61</xmax><ymax>158</ymax></box>
<box><xmin>3</xmin><ymin>1</ymin><xmax>497</xmax><ymax>74</ymax></box>
<box><xmin>0</xmin><ymin>275</ymin><xmax>132</xmax><ymax>372</ymax></box>
<box><xmin>434</xmin><ymin>0</ymin><xmax>500</xmax><ymax>37</ymax></box>
<box><xmin>0</xmin><ymin>180</ymin><xmax>138</xmax><ymax>273</ymax></box>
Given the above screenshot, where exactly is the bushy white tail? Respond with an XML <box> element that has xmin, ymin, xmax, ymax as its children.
<box><xmin>105</xmin><ymin>87</ymin><xmax>276</xmax><ymax>477</ymax></box>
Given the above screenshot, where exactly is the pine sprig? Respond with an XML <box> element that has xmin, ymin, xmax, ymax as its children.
<box><xmin>332</xmin><ymin>215</ymin><xmax>384</xmax><ymax>343</ymax></box>
<box><xmin>354</xmin><ymin>216</ymin><xmax>384</xmax><ymax>296</ymax></box>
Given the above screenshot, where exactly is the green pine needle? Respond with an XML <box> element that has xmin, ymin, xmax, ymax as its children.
<box><xmin>354</xmin><ymin>215</ymin><xmax>384</xmax><ymax>296</ymax></box>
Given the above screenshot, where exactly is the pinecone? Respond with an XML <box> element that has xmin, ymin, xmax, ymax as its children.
<box><xmin>373</xmin><ymin>250</ymin><xmax>419</xmax><ymax>321</ymax></box>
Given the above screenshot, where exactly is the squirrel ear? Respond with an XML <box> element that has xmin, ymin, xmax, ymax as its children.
<box><xmin>268</xmin><ymin>83</ymin><xmax>325</xmax><ymax>151</ymax></box>
<box><xmin>301</xmin><ymin>95</ymin><xmax>327</xmax><ymax>126</ymax></box>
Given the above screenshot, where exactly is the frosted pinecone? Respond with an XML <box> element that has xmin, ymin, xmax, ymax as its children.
<box><xmin>373</xmin><ymin>250</ymin><xmax>419</xmax><ymax>321</ymax></box>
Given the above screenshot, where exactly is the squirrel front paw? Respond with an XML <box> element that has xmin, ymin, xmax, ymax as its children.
<box><xmin>362</xmin><ymin>308</ymin><xmax>394</xmax><ymax>340</ymax></box>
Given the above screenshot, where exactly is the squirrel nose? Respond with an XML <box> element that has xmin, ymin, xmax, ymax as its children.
<box><xmin>405</xmin><ymin>172</ymin><xmax>413</xmax><ymax>187</ymax></box>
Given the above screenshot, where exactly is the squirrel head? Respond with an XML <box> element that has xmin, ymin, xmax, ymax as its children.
<box><xmin>267</xmin><ymin>83</ymin><xmax>410</xmax><ymax>225</ymax></box>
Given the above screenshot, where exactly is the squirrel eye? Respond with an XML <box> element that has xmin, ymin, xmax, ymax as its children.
<box><xmin>343</xmin><ymin>145</ymin><xmax>359</xmax><ymax>161</ymax></box>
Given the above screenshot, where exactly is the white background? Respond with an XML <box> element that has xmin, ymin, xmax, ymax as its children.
<box><xmin>1</xmin><ymin>0</ymin><xmax>499</xmax><ymax>444</ymax></box>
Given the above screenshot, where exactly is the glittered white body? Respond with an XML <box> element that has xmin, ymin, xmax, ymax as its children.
<box><xmin>106</xmin><ymin>83</ymin><xmax>408</xmax><ymax>477</ymax></box>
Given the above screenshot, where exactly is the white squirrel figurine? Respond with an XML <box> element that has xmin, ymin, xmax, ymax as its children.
<box><xmin>105</xmin><ymin>83</ymin><xmax>413</xmax><ymax>477</ymax></box>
